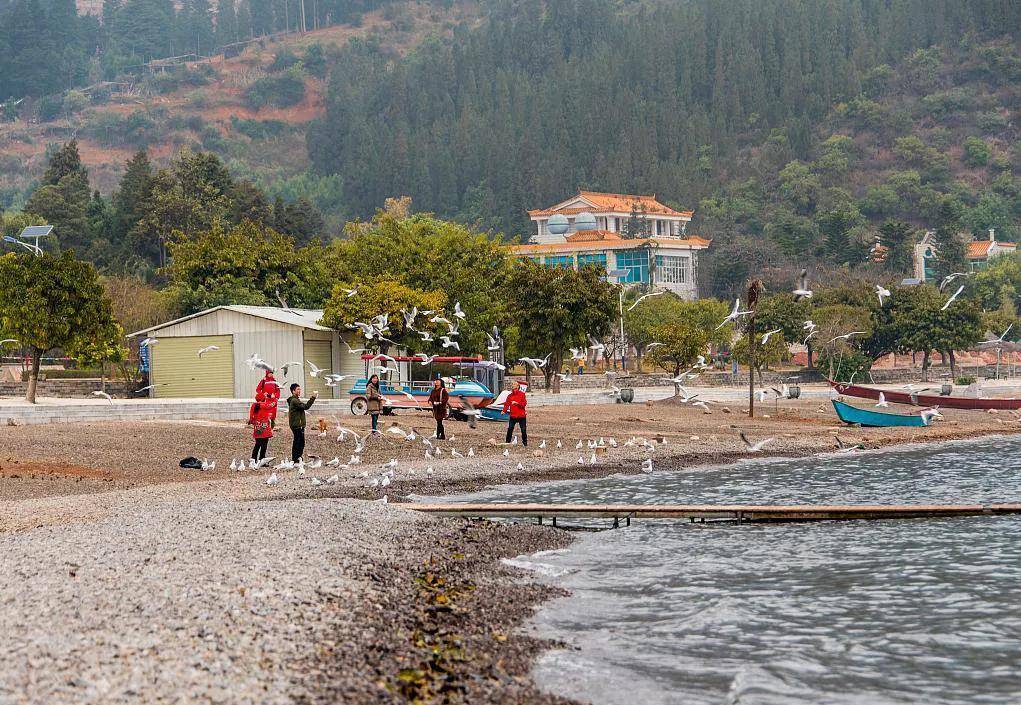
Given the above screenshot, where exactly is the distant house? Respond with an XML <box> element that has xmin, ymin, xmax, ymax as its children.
<box><xmin>912</xmin><ymin>229</ymin><xmax>1016</xmax><ymax>282</ymax></box>
<box><xmin>508</xmin><ymin>190</ymin><xmax>710</xmax><ymax>299</ymax></box>
<box><xmin>965</xmin><ymin>229</ymin><xmax>1016</xmax><ymax>271</ymax></box>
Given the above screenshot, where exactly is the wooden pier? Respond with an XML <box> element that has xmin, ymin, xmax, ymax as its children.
<box><xmin>410</xmin><ymin>503</ymin><xmax>1021</xmax><ymax>526</ymax></box>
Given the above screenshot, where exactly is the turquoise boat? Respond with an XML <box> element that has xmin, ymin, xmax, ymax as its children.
<box><xmin>831</xmin><ymin>399</ymin><xmax>928</xmax><ymax>428</ymax></box>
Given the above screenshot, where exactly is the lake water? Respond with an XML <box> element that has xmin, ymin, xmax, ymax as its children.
<box><xmin>438</xmin><ymin>436</ymin><xmax>1021</xmax><ymax>705</ymax></box>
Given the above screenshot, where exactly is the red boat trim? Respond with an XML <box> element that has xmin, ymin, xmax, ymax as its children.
<box><xmin>827</xmin><ymin>379</ymin><xmax>1021</xmax><ymax>411</ymax></box>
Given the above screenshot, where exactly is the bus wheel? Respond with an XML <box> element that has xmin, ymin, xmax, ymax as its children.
<box><xmin>350</xmin><ymin>397</ymin><xmax>368</xmax><ymax>415</ymax></box>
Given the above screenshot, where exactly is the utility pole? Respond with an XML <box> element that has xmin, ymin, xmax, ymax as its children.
<box><xmin>747</xmin><ymin>279</ymin><xmax>763</xmax><ymax>418</ymax></box>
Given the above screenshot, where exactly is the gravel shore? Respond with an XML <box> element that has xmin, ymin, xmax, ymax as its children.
<box><xmin>2</xmin><ymin>393</ymin><xmax>1018</xmax><ymax>704</ymax></box>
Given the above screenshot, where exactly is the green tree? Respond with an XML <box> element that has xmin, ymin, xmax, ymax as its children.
<box><xmin>0</xmin><ymin>251</ymin><xmax>120</xmax><ymax>403</ymax></box>
<box><xmin>930</xmin><ymin>195</ymin><xmax>967</xmax><ymax>281</ymax></box>
<box><xmin>163</xmin><ymin>220</ymin><xmax>327</xmax><ymax>313</ymax></box>
<box><xmin>623</xmin><ymin>291</ymin><xmax>684</xmax><ymax>371</ymax></box>
<box><xmin>504</xmin><ymin>261</ymin><xmax>616</xmax><ymax>393</ymax></box>
<box><xmin>647</xmin><ymin>319</ymin><xmax>710</xmax><ymax>377</ymax></box>
<box><xmin>319</xmin><ymin>277</ymin><xmax>446</xmax><ymax>354</ymax></box>
<box><xmin>878</xmin><ymin>220</ymin><xmax>916</xmax><ymax>274</ymax></box>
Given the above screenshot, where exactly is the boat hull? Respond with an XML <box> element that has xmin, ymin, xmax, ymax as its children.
<box><xmin>831</xmin><ymin>400</ymin><xmax>928</xmax><ymax>427</ymax></box>
<box><xmin>828</xmin><ymin>380</ymin><xmax>1021</xmax><ymax>411</ymax></box>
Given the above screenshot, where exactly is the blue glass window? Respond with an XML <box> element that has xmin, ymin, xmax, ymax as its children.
<box><xmin>546</xmin><ymin>255</ymin><xmax>575</xmax><ymax>269</ymax></box>
<box><xmin>577</xmin><ymin>253</ymin><xmax>607</xmax><ymax>269</ymax></box>
<box><xmin>615</xmin><ymin>249</ymin><xmax>649</xmax><ymax>283</ymax></box>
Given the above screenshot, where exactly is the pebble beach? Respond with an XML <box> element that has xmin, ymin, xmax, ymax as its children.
<box><xmin>1</xmin><ymin>394</ymin><xmax>1017</xmax><ymax>703</ymax></box>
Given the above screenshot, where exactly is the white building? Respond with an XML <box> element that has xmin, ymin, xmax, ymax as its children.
<box><xmin>511</xmin><ymin>190</ymin><xmax>710</xmax><ymax>299</ymax></box>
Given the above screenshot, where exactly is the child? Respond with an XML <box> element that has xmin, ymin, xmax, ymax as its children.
<box><xmin>249</xmin><ymin>392</ymin><xmax>274</xmax><ymax>462</ymax></box>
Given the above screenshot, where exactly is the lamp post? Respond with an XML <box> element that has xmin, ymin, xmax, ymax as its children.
<box><xmin>3</xmin><ymin>225</ymin><xmax>53</xmax><ymax>257</ymax></box>
<box><xmin>608</xmin><ymin>268</ymin><xmax>629</xmax><ymax>371</ymax></box>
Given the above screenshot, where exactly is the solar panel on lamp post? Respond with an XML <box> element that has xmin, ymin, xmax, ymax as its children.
<box><xmin>3</xmin><ymin>235</ymin><xmax>42</xmax><ymax>257</ymax></box>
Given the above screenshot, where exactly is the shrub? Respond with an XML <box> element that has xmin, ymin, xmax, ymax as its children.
<box><xmin>963</xmin><ymin>137</ymin><xmax>991</xmax><ymax>167</ymax></box>
<box><xmin>245</xmin><ymin>66</ymin><xmax>306</xmax><ymax>108</ymax></box>
<box><xmin>268</xmin><ymin>48</ymin><xmax>301</xmax><ymax>73</ymax></box>
<box><xmin>956</xmin><ymin>376</ymin><xmax>976</xmax><ymax>386</ymax></box>
<box><xmin>63</xmin><ymin>90</ymin><xmax>89</xmax><ymax>114</ymax></box>
<box><xmin>977</xmin><ymin>111</ymin><xmax>1009</xmax><ymax>133</ymax></box>
<box><xmin>37</xmin><ymin>94</ymin><xmax>64</xmax><ymax>121</ymax></box>
<box><xmin>815</xmin><ymin>347</ymin><xmax>872</xmax><ymax>383</ymax></box>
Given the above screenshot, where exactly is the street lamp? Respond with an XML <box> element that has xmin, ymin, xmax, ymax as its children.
<box><xmin>3</xmin><ymin>225</ymin><xmax>53</xmax><ymax>257</ymax></box>
<box><xmin>608</xmin><ymin>268</ymin><xmax>629</xmax><ymax>370</ymax></box>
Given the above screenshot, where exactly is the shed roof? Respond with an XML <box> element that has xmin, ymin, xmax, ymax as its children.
<box><xmin>129</xmin><ymin>305</ymin><xmax>329</xmax><ymax>337</ymax></box>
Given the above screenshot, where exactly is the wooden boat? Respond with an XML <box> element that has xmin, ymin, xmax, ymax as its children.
<box><xmin>828</xmin><ymin>379</ymin><xmax>1021</xmax><ymax>411</ymax></box>
<box><xmin>831</xmin><ymin>399</ymin><xmax>928</xmax><ymax>427</ymax></box>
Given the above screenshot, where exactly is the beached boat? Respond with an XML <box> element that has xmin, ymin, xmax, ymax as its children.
<box><xmin>828</xmin><ymin>379</ymin><xmax>1021</xmax><ymax>411</ymax></box>
<box><xmin>831</xmin><ymin>399</ymin><xmax>928</xmax><ymax>427</ymax></box>
<box><xmin>348</xmin><ymin>355</ymin><xmax>497</xmax><ymax>417</ymax></box>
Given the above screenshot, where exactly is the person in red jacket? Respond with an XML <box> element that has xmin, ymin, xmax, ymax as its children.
<box><xmin>256</xmin><ymin>371</ymin><xmax>281</xmax><ymax>426</ymax></box>
<box><xmin>248</xmin><ymin>392</ymin><xmax>274</xmax><ymax>462</ymax></box>
<box><xmin>502</xmin><ymin>381</ymin><xmax>528</xmax><ymax>446</ymax></box>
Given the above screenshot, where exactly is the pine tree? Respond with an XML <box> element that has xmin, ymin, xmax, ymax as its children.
<box><xmin>931</xmin><ymin>196</ymin><xmax>967</xmax><ymax>281</ymax></box>
<box><xmin>42</xmin><ymin>141</ymin><xmax>87</xmax><ymax>187</ymax></box>
<box><xmin>112</xmin><ymin>150</ymin><xmax>154</xmax><ymax>246</ymax></box>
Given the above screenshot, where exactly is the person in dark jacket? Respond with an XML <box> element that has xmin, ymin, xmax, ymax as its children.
<box><xmin>248</xmin><ymin>392</ymin><xmax>274</xmax><ymax>461</ymax></box>
<box><xmin>365</xmin><ymin>374</ymin><xmax>383</xmax><ymax>433</ymax></box>
<box><xmin>503</xmin><ymin>380</ymin><xmax>528</xmax><ymax>446</ymax></box>
<box><xmin>287</xmin><ymin>383</ymin><xmax>317</xmax><ymax>462</ymax></box>
<box><xmin>428</xmin><ymin>378</ymin><xmax>450</xmax><ymax>440</ymax></box>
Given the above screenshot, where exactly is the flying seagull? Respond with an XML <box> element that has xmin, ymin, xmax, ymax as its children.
<box><xmin>827</xmin><ymin>331</ymin><xmax>866</xmax><ymax>344</ymax></box>
<box><xmin>439</xmin><ymin>336</ymin><xmax>460</xmax><ymax>351</ymax></box>
<box><xmin>739</xmin><ymin>432</ymin><xmax>774</xmax><ymax>453</ymax></box>
<box><xmin>453</xmin><ymin>301</ymin><xmax>466</xmax><ymax>319</ymax></box>
<box><xmin>939</xmin><ymin>272</ymin><xmax>972</xmax><ymax>292</ymax></box>
<box><xmin>760</xmin><ymin>328</ymin><xmax>783</xmax><ymax>345</ymax></box>
<box><xmin>978</xmin><ymin>324</ymin><xmax>1014</xmax><ymax>347</ymax></box>
<box><xmin>307</xmin><ymin>361</ymin><xmax>326</xmax><ymax>377</ymax></box>
<box><xmin>627</xmin><ymin>290</ymin><xmax>666</xmax><ymax>312</ymax></box>
<box><xmin>716</xmin><ymin>298</ymin><xmax>751</xmax><ymax>330</ymax></box>
<box><xmin>792</xmin><ymin>269</ymin><xmax>813</xmax><ymax>300</ymax></box>
<box><xmin>876</xmin><ymin>284</ymin><xmax>891</xmax><ymax>306</ymax></box>
<box><xmin>92</xmin><ymin>390</ymin><xmax>113</xmax><ymax>403</ymax></box>
<box><xmin>197</xmin><ymin>345</ymin><xmax>219</xmax><ymax>358</ymax></box>
<box><xmin>940</xmin><ymin>285</ymin><xmax>964</xmax><ymax>311</ymax></box>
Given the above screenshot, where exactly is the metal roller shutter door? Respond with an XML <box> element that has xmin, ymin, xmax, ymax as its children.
<box><xmin>152</xmin><ymin>335</ymin><xmax>234</xmax><ymax>398</ymax></box>
<box><xmin>303</xmin><ymin>339</ymin><xmax>333</xmax><ymax>398</ymax></box>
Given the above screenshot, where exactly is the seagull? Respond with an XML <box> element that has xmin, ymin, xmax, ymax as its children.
<box><xmin>519</xmin><ymin>356</ymin><xmax>549</xmax><ymax>369</ymax></box>
<box><xmin>439</xmin><ymin>336</ymin><xmax>460</xmax><ymax>351</ymax></box>
<box><xmin>266</xmin><ymin>472</ymin><xmax>280</xmax><ymax>486</ymax></box>
<box><xmin>556</xmin><ymin>373</ymin><xmax>573</xmax><ymax>383</ymax></box>
<box><xmin>938</xmin><ymin>272</ymin><xmax>972</xmax><ymax>292</ymax></box>
<box><xmin>940</xmin><ymin>285</ymin><xmax>964</xmax><ymax>311</ymax></box>
<box><xmin>453</xmin><ymin>301</ymin><xmax>466</xmax><ymax>319</ymax></box>
<box><xmin>197</xmin><ymin>345</ymin><xmax>219</xmax><ymax>357</ymax></box>
<box><xmin>876</xmin><ymin>285</ymin><xmax>891</xmax><ymax>306</ymax></box>
<box><xmin>920</xmin><ymin>407</ymin><xmax>943</xmax><ymax>425</ymax></box>
<box><xmin>627</xmin><ymin>290</ymin><xmax>666</xmax><ymax>312</ymax></box>
<box><xmin>978</xmin><ymin>324</ymin><xmax>1014</xmax><ymax>347</ymax></box>
<box><xmin>589</xmin><ymin>453</ymin><xmax>597</xmax><ymax>464</ymax></box>
<box><xmin>556</xmin><ymin>440</ymin><xmax>562</xmax><ymax>448</ymax></box>
<box><xmin>431</xmin><ymin>315</ymin><xmax>452</xmax><ymax>326</ymax></box>
<box><xmin>739</xmin><ymin>432</ymin><xmax>774</xmax><ymax>453</ymax></box>
<box><xmin>343</xmin><ymin>340</ymin><xmax>369</xmax><ymax>355</ymax></box>
<box><xmin>138</xmin><ymin>337</ymin><xmax>157</xmax><ymax>347</ymax></box>
<box><xmin>587</xmin><ymin>336</ymin><xmax>606</xmax><ymax>356</ymax></box>
<box><xmin>307</xmin><ymin>361</ymin><xmax>326</xmax><ymax>377</ymax></box>
<box><xmin>692</xmin><ymin>400</ymin><xmax>711</xmax><ymax>413</ymax></box>
<box><xmin>827</xmin><ymin>331</ymin><xmax>866</xmax><ymax>344</ymax></box>
<box><xmin>792</xmin><ymin>269</ymin><xmax>813</xmax><ymax>300</ymax></box>
<box><xmin>401</xmin><ymin>307</ymin><xmax>419</xmax><ymax>329</ymax></box>
<box><xmin>646</xmin><ymin>342</ymin><xmax>664</xmax><ymax>352</ymax></box>
<box><xmin>569</xmin><ymin>347</ymin><xmax>587</xmax><ymax>361</ymax></box>
<box><xmin>539</xmin><ymin>439</ymin><xmax>547</xmax><ymax>449</ymax></box>
<box><xmin>577</xmin><ymin>456</ymin><xmax>585</xmax><ymax>465</ymax></box>
<box><xmin>91</xmin><ymin>390</ymin><xmax>113</xmax><ymax>402</ymax></box>
<box><xmin>279</xmin><ymin>361</ymin><xmax>302</xmax><ymax>376</ymax></box>
<box><xmin>503</xmin><ymin>448</ymin><xmax>510</xmax><ymax>457</ymax></box>
<box><xmin>875</xmin><ymin>392</ymin><xmax>889</xmax><ymax>408</ymax></box>
<box><xmin>486</xmin><ymin>333</ymin><xmax>501</xmax><ymax>351</ymax></box>
<box><xmin>342</xmin><ymin>285</ymin><xmax>360</xmax><ymax>297</ymax></box>
<box><xmin>716</xmin><ymin>298</ymin><xmax>751</xmax><ymax>330</ymax></box>
<box><xmin>756</xmin><ymin>390</ymin><xmax>767</xmax><ymax>402</ymax></box>
<box><xmin>761</xmin><ymin>328</ymin><xmax>782</xmax><ymax>345</ymax></box>
<box><xmin>641</xmin><ymin>457</ymin><xmax>653</xmax><ymax>473</ymax></box>
<box><xmin>419</xmin><ymin>330</ymin><xmax>434</xmax><ymax>342</ymax></box>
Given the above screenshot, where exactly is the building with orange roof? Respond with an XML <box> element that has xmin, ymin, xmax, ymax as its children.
<box><xmin>511</xmin><ymin>190</ymin><xmax>710</xmax><ymax>299</ymax></box>
<box><xmin>912</xmin><ymin>229</ymin><xmax>1016</xmax><ymax>283</ymax></box>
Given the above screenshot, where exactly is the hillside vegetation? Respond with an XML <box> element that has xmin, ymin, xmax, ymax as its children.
<box><xmin>1</xmin><ymin>0</ymin><xmax>1019</xmax><ymax>297</ymax></box>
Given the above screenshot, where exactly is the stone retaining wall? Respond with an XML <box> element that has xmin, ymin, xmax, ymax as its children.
<box><xmin>0</xmin><ymin>379</ymin><xmax>132</xmax><ymax>398</ymax></box>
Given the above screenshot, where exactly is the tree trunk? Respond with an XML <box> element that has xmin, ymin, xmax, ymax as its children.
<box><xmin>949</xmin><ymin>349</ymin><xmax>957</xmax><ymax>381</ymax></box>
<box><xmin>921</xmin><ymin>350</ymin><xmax>930</xmax><ymax>382</ymax></box>
<box><xmin>546</xmin><ymin>367</ymin><xmax>558</xmax><ymax>394</ymax></box>
<box><xmin>807</xmin><ymin>342</ymin><xmax>814</xmax><ymax>369</ymax></box>
<box><xmin>25</xmin><ymin>348</ymin><xmax>42</xmax><ymax>404</ymax></box>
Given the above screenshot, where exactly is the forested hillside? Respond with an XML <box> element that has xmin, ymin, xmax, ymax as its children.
<box><xmin>2</xmin><ymin>0</ymin><xmax>1020</xmax><ymax>297</ymax></box>
<box><xmin>308</xmin><ymin>0</ymin><xmax>1020</xmax><ymax>236</ymax></box>
<box><xmin>0</xmin><ymin>0</ymin><xmax>409</xmax><ymax>100</ymax></box>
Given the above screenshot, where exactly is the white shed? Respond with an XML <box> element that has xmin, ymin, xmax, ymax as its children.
<box><xmin>130</xmin><ymin>305</ymin><xmax>365</xmax><ymax>399</ymax></box>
